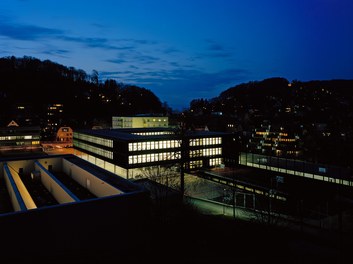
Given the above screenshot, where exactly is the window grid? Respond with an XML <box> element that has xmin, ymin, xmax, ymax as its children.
<box><xmin>189</xmin><ymin>147</ymin><xmax>222</xmax><ymax>157</ymax></box>
<box><xmin>189</xmin><ymin>137</ymin><xmax>222</xmax><ymax>146</ymax></box>
<box><xmin>73</xmin><ymin>132</ymin><xmax>113</xmax><ymax>148</ymax></box>
<box><xmin>128</xmin><ymin>151</ymin><xmax>181</xmax><ymax>164</ymax></box>
<box><xmin>73</xmin><ymin>139</ymin><xmax>113</xmax><ymax>159</ymax></box>
<box><xmin>0</xmin><ymin>135</ymin><xmax>40</xmax><ymax>141</ymax></box>
<box><xmin>128</xmin><ymin>140</ymin><xmax>180</xmax><ymax>152</ymax></box>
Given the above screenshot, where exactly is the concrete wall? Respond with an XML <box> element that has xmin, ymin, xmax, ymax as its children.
<box><xmin>0</xmin><ymin>162</ymin><xmax>3</xmax><ymax>178</ymax></box>
<box><xmin>7</xmin><ymin>159</ymin><xmax>35</xmax><ymax>176</ymax></box>
<box><xmin>62</xmin><ymin>159</ymin><xmax>122</xmax><ymax>197</ymax></box>
<box><xmin>37</xmin><ymin>156</ymin><xmax>63</xmax><ymax>172</ymax></box>
<box><xmin>0</xmin><ymin>189</ymin><xmax>150</xmax><ymax>259</ymax></box>
<box><xmin>3</xmin><ymin>164</ymin><xmax>36</xmax><ymax>211</ymax></box>
<box><xmin>34</xmin><ymin>161</ymin><xmax>79</xmax><ymax>204</ymax></box>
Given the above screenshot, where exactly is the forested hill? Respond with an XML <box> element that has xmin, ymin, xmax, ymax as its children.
<box><xmin>190</xmin><ymin>77</ymin><xmax>353</xmax><ymax>123</ymax></box>
<box><xmin>0</xmin><ymin>56</ymin><xmax>165</xmax><ymax>127</ymax></box>
<box><xmin>218</xmin><ymin>77</ymin><xmax>353</xmax><ymax>101</ymax></box>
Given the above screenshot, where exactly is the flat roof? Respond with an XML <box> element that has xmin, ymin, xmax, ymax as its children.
<box><xmin>75</xmin><ymin>128</ymin><xmax>228</xmax><ymax>141</ymax></box>
<box><xmin>0</xmin><ymin>154</ymin><xmax>148</xmax><ymax>215</ymax></box>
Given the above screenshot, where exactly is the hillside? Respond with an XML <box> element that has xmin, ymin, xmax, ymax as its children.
<box><xmin>189</xmin><ymin>77</ymin><xmax>353</xmax><ymax>166</ymax></box>
<box><xmin>0</xmin><ymin>56</ymin><xmax>165</xmax><ymax>128</ymax></box>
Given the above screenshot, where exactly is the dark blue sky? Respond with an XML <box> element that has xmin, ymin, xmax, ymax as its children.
<box><xmin>1</xmin><ymin>0</ymin><xmax>353</xmax><ymax>110</ymax></box>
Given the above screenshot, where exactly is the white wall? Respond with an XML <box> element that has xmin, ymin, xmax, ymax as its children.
<box><xmin>35</xmin><ymin>161</ymin><xmax>78</xmax><ymax>204</ymax></box>
<box><xmin>3</xmin><ymin>164</ymin><xmax>36</xmax><ymax>211</ymax></box>
<box><xmin>37</xmin><ymin>157</ymin><xmax>63</xmax><ymax>172</ymax></box>
<box><xmin>7</xmin><ymin>160</ymin><xmax>35</xmax><ymax>176</ymax></box>
<box><xmin>63</xmin><ymin>159</ymin><xmax>122</xmax><ymax>197</ymax></box>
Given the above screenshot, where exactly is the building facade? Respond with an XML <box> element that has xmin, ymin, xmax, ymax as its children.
<box><xmin>73</xmin><ymin>128</ymin><xmax>229</xmax><ymax>179</ymax></box>
<box><xmin>112</xmin><ymin>116</ymin><xmax>169</xmax><ymax>128</ymax></box>
<box><xmin>43</xmin><ymin>103</ymin><xmax>64</xmax><ymax>140</ymax></box>
<box><xmin>247</xmin><ymin>123</ymin><xmax>302</xmax><ymax>157</ymax></box>
<box><xmin>0</xmin><ymin>120</ymin><xmax>41</xmax><ymax>152</ymax></box>
<box><xmin>56</xmin><ymin>126</ymin><xmax>73</xmax><ymax>146</ymax></box>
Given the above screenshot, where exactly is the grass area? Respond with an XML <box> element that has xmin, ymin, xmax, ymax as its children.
<box><xmin>134</xmin><ymin>202</ymin><xmax>343</xmax><ymax>264</ymax></box>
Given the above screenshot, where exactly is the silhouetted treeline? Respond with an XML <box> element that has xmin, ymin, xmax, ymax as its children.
<box><xmin>0</xmin><ymin>56</ymin><xmax>166</xmax><ymax>128</ymax></box>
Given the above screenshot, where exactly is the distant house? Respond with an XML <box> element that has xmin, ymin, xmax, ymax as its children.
<box><xmin>56</xmin><ymin>126</ymin><xmax>73</xmax><ymax>146</ymax></box>
<box><xmin>0</xmin><ymin>120</ymin><xmax>41</xmax><ymax>153</ymax></box>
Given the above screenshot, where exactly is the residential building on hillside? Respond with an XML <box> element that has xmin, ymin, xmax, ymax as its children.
<box><xmin>43</xmin><ymin>103</ymin><xmax>64</xmax><ymax>139</ymax></box>
<box><xmin>247</xmin><ymin>123</ymin><xmax>302</xmax><ymax>157</ymax></box>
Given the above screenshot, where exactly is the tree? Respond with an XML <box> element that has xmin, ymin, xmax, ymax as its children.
<box><xmin>91</xmin><ymin>69</ymin><xmax>99</xmax><ymax>85</ymax></box>
<box><xmin>173</xmin><ymin>110</ymin><xmax>193</xmax><ymax>196</ymax></box>
<box><xmin>138</xmin><ymin>165</ymin><xmax>181</xmax><ymax>223</ymax></box>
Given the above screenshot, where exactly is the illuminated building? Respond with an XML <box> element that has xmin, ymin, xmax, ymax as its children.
<box><xmin>56</xmin><ymin>126</ymin><xmax>73</xmax><ymax>146</ymax></box>
<box><xmin>247</xmin><ymin>123</ymin><xmax>301</xmax><ymax>157</ymax></box>
<box><xmin>10</xmin><ymin>104</ymin><xmax>36</xmax><ymax>126</ymax></box>
<box><xmin>112</xmin><ymin>115</ymin><xmax>169</xmax><ymax>128</ymax></box>
<box><xmin>0</xmin><ymin>154</ymin><xmax>149</xmax><ymax>257</ymax></box>
<box><xmin>44</xmin><ymin>103</ymin><xmax>64</xmax><ymax>139</ymax></box>
<box><xmin>0</xmin><ymin>120</ymin><xmax>41</xmax><ymax>153</ymax></box>
<box><xmin>73</xmin><ymin>128</ymin><xmax>228</xmax><ymax>179</ymax></box>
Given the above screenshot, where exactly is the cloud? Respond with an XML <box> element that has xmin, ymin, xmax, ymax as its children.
<box><xmin>134</xmin><ymin>54</ymin><xmax>160</xmax><ymax>64</ymax></box>
<box><xmin>169</xmin><ymin>62</ymin><xmax>180</xmax><ymax>67</ymax></box>
<box><xmin>199</xmin><ymin>39</ymin><xmax>234</xmax><ymax>58</ymax></box>
<box><xmin>154</xmin><ymin>68</ymin><xmax>249</xmax><ymax>109</ymax></box>
<box><xmin>99</xmin><ymin>67</ymin><xmax>249</xmax><ymax>110</ymax></box>
<box><xmin>0</xmin><ymin>16</ymin><xmax>156</xmax><ymax>53</ymax></box>
<box><xmin>163</xmin><ymin>47</ymin><xmax>180</xmax><ymax>54</ymax></box>
<box><xmin>42</xmin><ymin>49</ymin><xmax>70</xmax><ymax>57</ymax></box>
<box><xmin>131</xmin><ymin>39</ymin><xmax>157</xmax><ymax>45</ymax></box>
<box><xmin>60</xmin><ymin>36</ymin><xmax>117</xmax><ymax>50</ymax></box>
<box><xmin>0</xmin><ymin>18</ymin><xmax>63</xmax><ymax>40</ymax></box>
<box><xmin>199</xmin><ymin>52</ymin><xmax>233</xmax><ymax>58</ymax></box>
<box><xmin>208</xmin><ymin>43</ymin><xmax>224</xmax><ymax>51</ymax></box>
<box><xmin>106</xmin><ymin>58</ymin><xmax>127</xmax><ymax>64</ymax></box>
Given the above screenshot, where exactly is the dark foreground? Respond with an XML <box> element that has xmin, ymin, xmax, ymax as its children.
<box><xmin>5</xmin><ymin>199</ymin><xmax>352</xmax><ymax>264</ymax></box>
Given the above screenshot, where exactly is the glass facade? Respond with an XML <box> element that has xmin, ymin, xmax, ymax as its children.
<box><xmin>73</xmin><ymin>140</ymin><xmax>113</xmax><ymax>159</ymax></box>
<box><xmin>74</xmin><ymin>132</ymin><xmax>113</xmax><ymax>148</ymax></box>
<box><xmin>189</xmin><ymin>147</ymin><xmax>222</xmax><ymax>157</ymax></box>
<box><xmin>189</xmin><ymin>137</ymin><xmax>221</xmax><ymax>146</ymax></box>
<box><xmin>128</xmin><ymin>151</ymin><xmax>181</xmax><ymax>165</ymax></box>
<box><xmin>0</xmin><ymin>135</ymin><xmax>40</xmax><ymax>146</ymax></box>
<box><xmin>73</xmin><ymin>129</ymin><xmax>226</xmax><ymax>178</ymax></box>
<box><xmin>128</xmin><ymin>140</ymin><xmax>180</xmax><ymax>152</ymax></box>
<box><xmin>132</xmin><ymin>131</ymin><xmax>173</xmax><ymax>136</ymax></box>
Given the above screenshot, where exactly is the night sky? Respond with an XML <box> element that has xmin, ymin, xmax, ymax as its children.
<box><xmin>1</xmin><ymin>0</ymin><xmax>352</xmax><ymax>110</ymax></box>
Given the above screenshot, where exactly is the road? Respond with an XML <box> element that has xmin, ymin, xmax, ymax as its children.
<box><xmin>44</xmin><ymin>147</ymin><xmax>74</xmax><ymax>155</ymax></box>
<box><xmin>186</xmin><ymin>195</ymin><xmax>255</xmax><ymax>221</ymax></box>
